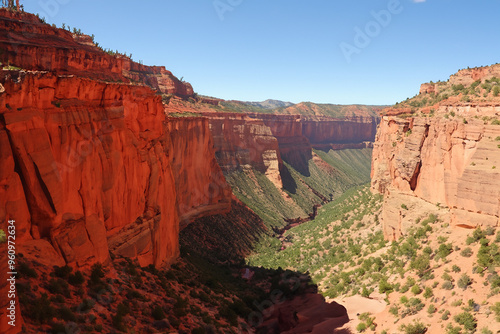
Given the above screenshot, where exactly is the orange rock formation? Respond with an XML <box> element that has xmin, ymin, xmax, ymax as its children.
<box><xmin>372</xmin><ymin>113</ymin><xmax>500</xmax><ymax>240</ymax></box>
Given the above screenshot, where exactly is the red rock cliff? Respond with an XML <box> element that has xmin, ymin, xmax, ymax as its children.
<box><xmin>204</xmin><ymin>112</ymin><xmax>284</xmax><ymax>188</ymax></box>
<box><xmin>165</xmin><ymin>117</ymin><xmax>231</xmax><ymax>228</ymax></box>
<box><xmin>0</xmin><ymin>70</ymin><xmax>180</xmax><ymax>267</ymax></box>
<box><xmin>372</xmin><ymin>113</ymin><xmax>500</xmax><ymax>240</ymax></box>
<box><xmin>202</xmin><ymin>112</ymin><xmax>379</xmax><ymax>183</ymax></box>
<box><xmin>0</xmin><ymin>9</ymin><xmax>193</xmax><ymax>97</ymax></box>
<box><xmin>0</xmin><ymin>11</ymin><xmax>229</xmax><ymax>333</ymax></box>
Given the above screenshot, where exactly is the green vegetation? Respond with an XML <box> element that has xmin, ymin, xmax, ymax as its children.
<box><xmin>457</xmin><ymin>273</ymin><xmax>472</xmax><ymax>290</ymax></box>
<box><xmin>400</xmin><ymin>320</ymin><xmax>427</xmax><ymax>334</ymax></box>
<box><xmin>357</xmin><ymin>313</ymin><xmax>376</xmax><ymax>332</ymax></box>
<box><xmin>454</xmin><ymin>311</ymin><xmax>477</xmax><ymax>332</ymax></box>
<box><xmin>226</xmin><ymin>148</ymin><xmax>373</xmax><ymax>228</ymax></box>
<box><xmin>248</xmin><ymin>185</ymin><xmax>385</xmax><ymax>297</ymax></box>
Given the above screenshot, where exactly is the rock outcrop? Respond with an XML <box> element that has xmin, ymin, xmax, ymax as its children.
<box><xmin>0</xmin><ymin>9</ymin><xmax>193</xmax><ymax>97</ymax></box>
<box><xmin>372</xmin><ymin>113</ymin><xmax>500</xmax><ymax>240</ymax></box>
<box><xmin>206</xmin><ymin>112</ymin><xmax>284</xmax><ymax>188</ymax></box>
<box><xmin>166</xmin><ymin>117</ymin><xmax>231</xmax><ymax>228</ymax></box>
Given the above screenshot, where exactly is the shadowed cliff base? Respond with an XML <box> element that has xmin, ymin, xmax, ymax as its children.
<box><xmin>179</xmin><ymin>200</ymin><xmax>350</xmax><ymax>333</ymax></box>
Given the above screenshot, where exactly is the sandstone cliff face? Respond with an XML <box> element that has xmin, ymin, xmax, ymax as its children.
<box><xmin>204</xmin><ymin>112</ymin><xmax>379</xmax><ymax>186</ymax></box>
<box><xmin>0</xmin><ymin>70</ymin><xmax>179</xmax><ymax>268</ymax></box>
<box><xmin>257</xmin><ymin>114</ymin><xmax>313</xmax><ymax>176</ymax></box>
<box><xmin>0</xmin><ymin>9</ymin><xmax>193</xmax><ymax>97</ymax></box>
<box><xmin>302</xmin><ymin>116</ymin><xmax>377</xmax><ymax>146</ymax></box>
<box><xmin>372</xmin><ymin>115</ymin><xmax>500</xmax><ymax>239</ymax></box>
<box><xmin>0</xmin><ymin>10</ymin><xmax>226</xmax><ymax>333</ymax></box>
<box><xmin>449</xmin><ymin>64</ymin><xmax>500</xmax><ymax>86</ymax></box>
<box><xmin>0</xmin><ymin>69</ymin><xmax>230</xmax><ymax>267</ymax></box>
<box><xmin>206</xmin><ymin>112</ymin><xmax>284</xmax><ymax>188</ymax></box>
<box><xmin>166</xmin><ymin>117</ymin><xmax>231</xmax><ymax>228</ymax></box>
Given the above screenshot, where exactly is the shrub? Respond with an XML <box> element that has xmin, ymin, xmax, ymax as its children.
<box><xmin>90</xmin><ymin>263</ymin><xmax>105</xmax><ymax>285</ymax></box>
<box><xmin>457</xmin><ymin>273</ymin><xmax>472</xmax><ymax>290</ymax></box>
<box><xmin>192</xmin><ymin>327</ymin><xmax>206</xmax><ymax>334</ymax></box>
<box><xmin>53</xmin><ymin>265</ymin><xmax>72</xmax><ymax>279</ymax></box>
<box><xmin>361</xmin><ymin>285</ymin><xmax>371</xmax><ymax>298</ymax></box>
<box><xmin>18</xmin><ymin>262</ymin><xmax>38</xmax><ymax>279</ymax></box>
<box><xmin>491</xmin><ymin>302</ymin><xmax>500</xmax><ymax>322</ymax></box>
<box><xmin>78</xmin><ymin>299</ymin><xmax>95</xmax><ymax>312</ymax></box>
<box><xmin>68</xmin><ymin>271</ymin><xmax>85</xmax><ymax>286</ymax></box>
<box><xmin>436</xmin><ymin>243</ymin><xmax>453</xmax><ymax>260</ymax></box>
<box><xmin>356</xmin><ymin>322</ymin><xmax>367</xmax><ymax>332</ymax></box>
<box><xmin>88</xmin><ymin>263</ymin><xmax>107</xmax><ymax>294</ymax></box>
<box><xmin>423</xmin><ymin>287</ymin><xmax>433</xmax><ymax>299</ymax></box>
<box><xmin>112</xmin><ymin>302</ymin><xmax>130</xmax><ymax>332</ymax></box>
<box><xmin>446</xmin><ymin>324</ymin><xmax>462</xmax><ymax>334</ymax></box>
<box><xmin>400</xmin><ymin>320</ymin><xmax>427</xmax><ymax>334</ymax></box>
<box><xmin>477</xmin><ymin>241</ymin><xmax>500</xmax><ymax>269</ymax></box>
<box><xmin>379</xmin><ymin>279</ymin><xmax>394</xmax><ymax>294</ymax></box>
<box><xmin>427</xmin><ymin>304</ymin><xmax>436</xmax><ymax>314</ymax></box>
<box><xmin>151</xmin><ymin>305</ymin><xmax>165</xmax><ymax>321</ymax></box>
<box><xmin>411</xmin><ymin>285</ymin><xmax>422</xmax><ymax>295</ymax></box>
<box><xmin>410</xmin><ymin>254</ymin><xmax>431</xmax><ymax>278</ymax></box>
<box><xmin>25</xmin><ymin>293</ymin><xmax>55</xmax><ymax>324</ymax></box>
<box><xmin>218</xmin><ymin>304</ymin><xmax>238</xmax><ymax>327</ymax></box>
<box><xmin>56</xmin><ymin>306</ymin><xmax>76</xmax><ymax>322</ymax></box>
<box><xmin>461</xmin><ymin>247</ymin><xmax>473</xmax><ymax>257</ymax></box>
<box><xmin>441</xmin><ymin>310</ymin><xmax>450</xmax><ymax>320</ymax></box>
<box><xmin>389</xmin><ymin>304</ymin><xmax>399</xmax><ymax>316</ymax></box>
<box><xmin>452</xmin><ymin>265</ymin><xmax>461</xmax><ymax>273</ymax></box>
<box><xmin>493</xmin><ymin>86</ymin><xmax>500</xmax><ymax>97</ymax></box>
<box><xmin>50</xmin><ymin>323</ymin><xmax>67</xmax><ymax>334</ymax></box>
<box><xmin>454</xmin><ymin>311</ymin><xmax>477</xmax><ymax>331</ymax></box>
<box><xmin>47</xmin><ymin>278</ymin><xmax>70</xmax><ymax>298</ymax></box>
<box><xmin>442</xmin><ymin>281</ymin><xmax>454</xmax><ymax>290</ymax></box>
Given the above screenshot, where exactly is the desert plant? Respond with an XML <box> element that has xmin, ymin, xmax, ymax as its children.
<box><xmin>411</xmin><ymin>284</ymin><xmax>422</xmax><ymax>295</ymax></box>
<box><xmin>454</xmin><ymin>311</ymin><xmax>477</xmax><ymax>332</ymax></box>
<box><xmin>457</xmin><ymin>273</ymin><xmax>472</xmax><ymax>290</ymax></box>
<box><xmin>400</xmin><ymin>320</ymin><xmax>427</xmax><ymax>334</ymax></box>
<box><xmin>442</xmin><ymin>280</ymin><xmax>454</xmax><ymax>290</ymax></box>
<box><xmin>491</xmin><ymin>302</ymin><xmax>500</xmax><ymax>322</ymax></box>
<box><xmin>423</xmin><ymin>287</ymin><xmax>433</xmax><ymax>299</ymax></box>
<box><xmin>389</xmin><ymin>304</ymin><xmax>399</xmax><ymax>316</ymax></box>
<box><xmin>151</xmin><ymin>305</ymin><xmax>165</xmax><ymax>321</ymax></box>
<box><xmin>461</xmin><ymin>247</ymin><xmax>473</xmax><ymax>257</ymax></box>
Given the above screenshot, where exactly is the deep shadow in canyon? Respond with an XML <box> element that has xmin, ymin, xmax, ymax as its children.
<box><xmin>180</xmin><ymin>199</ymin><xmax>350</xmax><ymax>333</ymax></box>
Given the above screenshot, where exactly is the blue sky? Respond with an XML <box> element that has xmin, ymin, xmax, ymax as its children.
<box><xmin>24</xmin><ymin>0</ymin><xmax>500</xmax><ymax>105</ymax></box>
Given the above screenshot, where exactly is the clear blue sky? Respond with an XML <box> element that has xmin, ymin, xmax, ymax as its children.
<box><xmin>24</xmin><ymin>0</ymin><xmax>500</xmax><ymax>105</ymax></box>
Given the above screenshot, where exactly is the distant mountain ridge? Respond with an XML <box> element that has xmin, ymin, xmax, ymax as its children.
<box><xmin>243</xmin><ymin>99</ymin><xmax>295</xmax><ymax>109</ymax></box>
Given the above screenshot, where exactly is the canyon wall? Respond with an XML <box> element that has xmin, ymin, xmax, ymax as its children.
<box><xmin>206</xmin><ymin>112</ymin><xmax>379</xmax><ymax>184</ymax></box>
<box><xmin>166</xmin><ymin>117</ymin><xmax>231</xmax><ymax>228</ymax></box>
<box><xmin>372</xmin><ymin>114</ymin><xmax>500</xmax><ymax>240</ymax></box>
<box><xmin>205</xmin><ymin>112</ymin><xmax>284</xmax><ymax>188</ymax></box>
<box><xmin>0</xmin><ymin>70</ymin><xmax>223</xmax><ymax>269</ymax></box>
<box><xmin>0</xmin><ymin>9</ymin><xmax>193</xmax><ymax>96</ymax></box>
